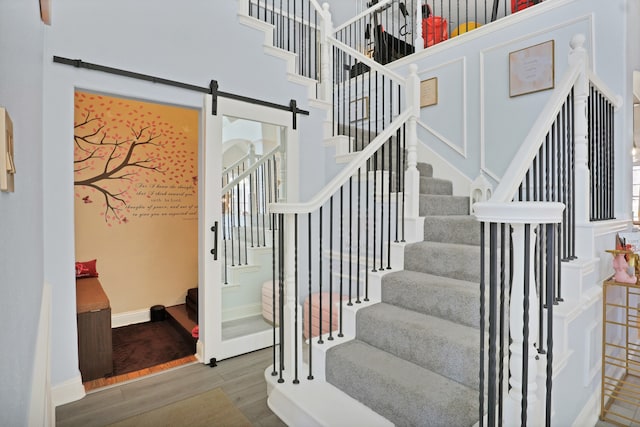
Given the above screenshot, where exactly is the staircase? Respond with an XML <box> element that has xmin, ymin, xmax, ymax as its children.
<box><xmin>324</xmin><ymin>162</ymin><xmax>482</xmax><ymax>426</ymax></box>
<box><xmin>237</xmin><ymin>1</ymin><xmax>625</xmax><ymax>425</ymax></box>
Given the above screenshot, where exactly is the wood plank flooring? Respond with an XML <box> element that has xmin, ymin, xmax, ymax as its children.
<box><xmin>56</xmin><ymin>347</ymin><xmax>286</xmax><ymax>427</ymax></box>
<box><xmin>82</xmin><ymin>354</ymin><xmax>198</xmax><ymax>392</ymax></box>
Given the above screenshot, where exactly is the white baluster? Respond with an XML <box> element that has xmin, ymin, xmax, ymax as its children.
<box><xmin>249</xmin><ymin>143</ymin><xmax>256</xmax><ymax>166</ymax></box>
<box><xmin>504</xmin><ymin>223</ymin><xmax>541</xmax><ymax>427</ymax></box>
<box><xmin>569</xmin><ymin>34</ymin><xmax>590</xmax><ymax>227</ymax></box>
<box><xmin>282</xmin><ymin>213</ymin><xmax>304</xmax><ymax>379</ymax></box>
<box><xmin>405</xmin><ymin>63</ymin><xmax>420</xmax><ymax>218</ymax></box>
<box><xmin>320</xmin><ymin>3</ymin><xmax>334</xmax><ymax>103</ymax></box>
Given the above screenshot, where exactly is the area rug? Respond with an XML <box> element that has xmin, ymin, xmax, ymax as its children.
<box><xmin>112</xmin><ymin>320</ymin><xmax>194</xmax><ymax>376</ymax></box>
<box><xmin>107</xmin><ymin>387</ymin><xmax>252</xmax><ymax>427</ymax></box>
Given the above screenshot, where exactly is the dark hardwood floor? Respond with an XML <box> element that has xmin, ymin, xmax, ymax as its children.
<box><xmin>56</xmin><ymin>347</ymin><xmax>286</xmax><ymax>427</ymax></box>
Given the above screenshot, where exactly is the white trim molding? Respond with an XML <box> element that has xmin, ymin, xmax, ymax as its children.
<box><xmin>479</xmin><ymin>14</ymin><xmax>595</xmax><ymax>182</ymax></box>
<box><xmin>112</xmin><ymin>308</ymin><xmax>150</xmax><ymax>328</ymax></box>
<box><xmin>474</xmin><ymin>201</ymin><xmax>565</xmax><ymax>224</ymax></box>
<box><xmin>52</xmin><ymin>374</ymin><xmax>85</xmax><ymax>408</ymax></box>
<box><xmin>28</xmin><ymin>282</ymin><xmax>54</xmax><ymax>427</ymax></box>
<box><xmin>416</xmin><ymin>57</ymin><xmax>468</xmax><ymax>158</ymax></box>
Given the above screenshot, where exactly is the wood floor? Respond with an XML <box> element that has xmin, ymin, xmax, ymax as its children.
<box><xmin>56</xmin><ymin>347</ymin><xmax>286</xmax><ymax>427</ymax></box>
<box><xmin>82</xmin><ymin>354</ymin><xmax>198</xmax><ymax>392</ymax></box>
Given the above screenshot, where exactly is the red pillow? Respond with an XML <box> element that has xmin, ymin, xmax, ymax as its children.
<box><xmin>75</xmin><ymin>259</ymin><xmax>99</xmax><ymax>278</ymax></box>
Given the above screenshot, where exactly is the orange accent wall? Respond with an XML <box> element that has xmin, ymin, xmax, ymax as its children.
<box><xmin>73</xmin><ymin>91</ymin><xmax>199</xmax><ymax>314</ymax></box>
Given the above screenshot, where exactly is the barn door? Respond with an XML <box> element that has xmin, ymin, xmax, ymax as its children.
<box><xmin>199</xmin><ymin>94</ymin><xmax>297</xmax><ymax>364</ymax></box>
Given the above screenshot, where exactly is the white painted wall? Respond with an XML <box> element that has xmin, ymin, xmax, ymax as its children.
<box><xmin>43</xmin><ymin>0</ymin><xmax>326</xmax><ymax>403</ymax></box>
<box><xmin>0</xmin><ymin>1</ymin><xmax>45</xmax><ymax>424</ymax></box>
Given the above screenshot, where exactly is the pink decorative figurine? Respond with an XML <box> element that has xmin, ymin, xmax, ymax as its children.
<box><xmin>607</xmin><ymin>250</ymin><xmax>638</xmax><ymax>284</ymax></box>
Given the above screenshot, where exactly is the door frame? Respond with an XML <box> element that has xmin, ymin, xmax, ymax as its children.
<box><xmin>197</xmin><ymin>94</ymin><xmax>299</xmax><ymax>364</ymax></box>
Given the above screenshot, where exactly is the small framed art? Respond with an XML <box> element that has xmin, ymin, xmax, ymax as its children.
<box><xmin>509</xmin><ymin>40</ymin><xmax>555</xmax><ymax>97</ymax></box>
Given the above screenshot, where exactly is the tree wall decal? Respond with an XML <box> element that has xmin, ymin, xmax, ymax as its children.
<box><xmin>73</xmin><ymin>92</ymin><xmax>197</xmax><ymax>224</ymax></box>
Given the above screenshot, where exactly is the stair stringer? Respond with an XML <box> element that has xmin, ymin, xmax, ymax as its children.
<box><xmin>323</xmin><ymin>241</ymin><xmax>407</xmax><ymax>280</ymax></box>
<box><xmin>266</xmin><ymin>362</ymin><xmax>393</xmax><ymax>427</ymax></box>
<box><xmin>225</xmin><ymin>259</ymin><xmax>272</xmax><ymax>288</ymax></box>
<box><xmin>266</xmin><ymin>269</ymin><xmax>395</xmax><ymax>427</ymax></box>
<box><xmin>222</xmin><ymin>246</ymin><xmax>274</xmax><ymax>322</ymax></box>
<box><xmin>236</xmin><ymin>1</ymin><xmax>349</xmax><ymax>162</ymax></box>
<box><xmin>236</xmin><ymin>2</ymin><xmax>320</xmax><ymax>102</ymax></box>
<box><xmin>236</xmin><ymin>2</ymin><xmax>391</xmax><ymax>163</ymax></box>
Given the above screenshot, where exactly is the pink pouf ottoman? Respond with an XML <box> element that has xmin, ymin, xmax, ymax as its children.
<box><xmin>261</xmin><ymin>281</ymin><xmax>280</xmax><ymax>325</ymax></box>
<box><xmin>303</xmin><ymin>292</ymin><xmax>348</xmax><ymax>339</ymax></box>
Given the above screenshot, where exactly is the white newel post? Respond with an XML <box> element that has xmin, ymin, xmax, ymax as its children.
<box><xmin>474</xmin><ymin>202</ymin><xmax>564</xmax><ymax>427</ymax></box>
<box><xmin>320</xmin><ymin>3</ymin><xmax>334</xmax><ymax>103</ymax></box>
<box><xmin>414</xmin><ymin>2</ymin><xmax>424</xmax><ymax>53</ymax></box>
<box><xmin>405</xmin><ymin>64</ymin><xmax>420</xmax><ymax>218</ymax></box>
<box><xmin>282</xmin><ymin>212</ymin><xmax>303</xmax><ymax>378</ymax></box>
<box><xmin>569</xmin><ymin>34</ymin><xmax>590</xmax><ymax>227</ymax></box>
<box><xmin>249</xmin><ymin>143</ymin><xmax>256</xmax><ymax>165</ymax></box>
<box><xmin>504</xmin><ymin>223</ymin><xmax>541</xmax><ymax>427</ymax></box>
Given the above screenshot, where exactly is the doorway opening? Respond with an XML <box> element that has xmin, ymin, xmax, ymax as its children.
<box><xmin>73</xmin><ymin>89</ymin><xmax>200</xmax><ymax>389</ymax></box>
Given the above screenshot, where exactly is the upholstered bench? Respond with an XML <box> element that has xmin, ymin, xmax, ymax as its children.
<box><xmin>76</xmin><ymin>277</ymin><xmax>112</xmax><ymax>381</ymax></box>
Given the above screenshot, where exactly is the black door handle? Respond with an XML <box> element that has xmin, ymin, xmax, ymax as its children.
<box><xmin>210</xmin><ymin>221</ymin><xmax>218</xmax><ymax>260</ymax></box>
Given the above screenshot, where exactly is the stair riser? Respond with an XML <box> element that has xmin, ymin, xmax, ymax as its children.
<box><xmin>404</xmin><ymin>243</ymin><xmax>482</xmax><ymax>283</ymax></box>
<box><xmin>419</xmin><ymin>195</ymin><xmax>470</xmax><ymax>216</ymax></box>
<box><xmin>423</xmin><ymin>216</ymin><xmax>481</xmax><ymax>246</ymax></box>
<box><xmin>416</xmin><ymin>162</ymin><xmax>433</xmax><ymax>178</ymax></box>
<box><xmin>420</xmin><ymin>177</ymin><xmax>452</xmax><ymax>195</ymax></box>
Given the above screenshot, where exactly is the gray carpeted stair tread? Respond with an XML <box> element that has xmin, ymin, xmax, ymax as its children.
<box><xmin>416</xmin><ymin>162</ymin><xmax>433</xmax><ymax>178</ymax></box>
<box><xmin>381</xmin><ymin>270</ymin><xmax>481</xmax><ymax>328</ymax></box>
<box><xmin>325</xmin><ymin>339</ymin><xmax>479</xmax><ymax>427</ymax></box>
<box><xmin>420</xmin><ymin>194</ymin><xmax>469</xmax><ymax>216</ymax></box>
<box><xmin>423</xmin><ymin>215</ymin><xmax>480</xmax><ymax>245</ymax></box>
<box><xmin>404</xmin><ymin>241</ymin><xmax>481</xmax><ymax>282</ymax></box>
<box><xmin>420</xmin><ymin>177</ymin><xmax>452</xmax><ymax>195</ymax></box>
<box><xmin>356</xmin><ymin>303</ymin><xmax>481</xmax><ymax>390</ymax></box>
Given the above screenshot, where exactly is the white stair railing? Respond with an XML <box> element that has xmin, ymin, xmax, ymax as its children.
<box><xmin>475</xmin><ymin>33</ymin><xmax>622</xmax><ymax>427</ymax></box>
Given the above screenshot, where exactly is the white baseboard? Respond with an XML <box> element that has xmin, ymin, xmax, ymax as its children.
<box><xmin>112</xmin><ymin>309</ymin><xmax>150</xmax><ymax>328</ymax></box>
<box><xmin>572</xmin><ymin>387</ymin><xmax>600</xmax><ymax>427</ymax></box>
<box><xmin>29</xmin><ymin>282</ymin><xmax>54</xmax><ymax>427</ymax></box>
<box><xmin>52</xmin><ymin>374</ymin><xmax>85</xmax><ymax>407</ymax></box>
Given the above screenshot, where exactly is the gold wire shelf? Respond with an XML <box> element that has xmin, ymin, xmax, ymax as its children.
<box><xmin>601</xmin><ymin>277</ymin><xmax>640</xmax><ymax>426</ymax></box>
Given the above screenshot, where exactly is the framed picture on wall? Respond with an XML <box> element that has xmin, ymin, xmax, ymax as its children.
<box><xmin>509</xmin><ymin>40</ymin><xmax>555</xmax><ymax>97</ymax></box>
<box><xmin>420</xmin><ymin>77</ymin><xmax>438</xmax><ymax>108</ymax></box>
